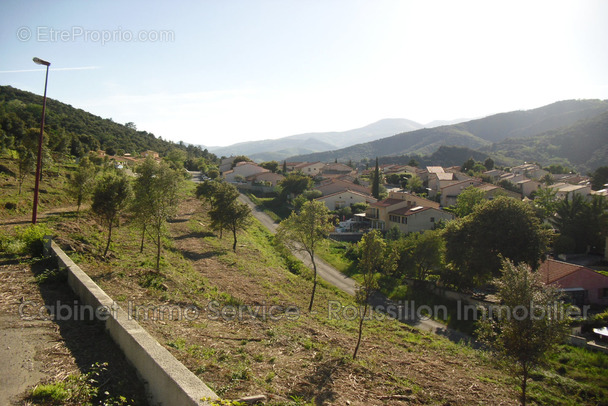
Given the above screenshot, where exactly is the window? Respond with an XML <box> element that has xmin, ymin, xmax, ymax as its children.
<box><xmin>402</xmin><ymin>217</ymin><xmax>407</xmax><ymax>224</ymax></box>
<box><xmin>430</xmin><ymin>217</ymin><xmax>435</xmax><ymax>223</ymax></box>
<box><xmin>602</xmin><ymin>288</ymin><xmax>608</xmax><ymax>298</ymax></box>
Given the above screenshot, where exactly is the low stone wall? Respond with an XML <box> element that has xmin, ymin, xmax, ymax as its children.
<box><xmin>45</xmin><ymin>238</ymin><xmax>218</xmax><ymax>406</ymax></box>
<box><xmin>569</xmin><ymin>335</ymin><xmax>608</xmax><ymax>354</ymax></box>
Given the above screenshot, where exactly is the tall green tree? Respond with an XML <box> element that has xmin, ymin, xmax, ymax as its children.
<box><xmin>394</xmin><ymin>229</ymin><xmax>445</xmax><ymax>281</ymax></box>
<box><xmin>276</xmin><ymin>200</ymin><xmax>333</xmax><ymax>311</ymax></box>
<box><xmin>278</xmin><ymin>172</ymin><xmax>313</xmax><ymax>202</ymax></box>
<box><xmin>532</xmin><ymin>187</ymin><xmax>558</xmax><ymax>221</ymax></box>
<box><xmin>477</xmin><ymin>259</ymin><xmax>571</xmax><ymax>406</ymax></box>
<box><xmin>551</xmin><ymin>193</ymin><xmax>608</xmax><ymax>254</ymax></box>
<box><xmin>450</xmin><ymin>186</ymin><xmax>486</xmax><ymax>217</ymax></box>
<box><xmin>443</xmin><ymin>197</ymin><xmax>551</xmax><ymax>289</ymax></box>
<box><xmin>69</xmin><ymin>156</ymin><xmax>97</xmax><ymax>212</ymax></box>
<box><xmin>371</xmin><ymin>157</ymin><xmax>380</xmax><ymax>199</ymax></box>
<box><xmin>92</xmin><ymin>171</ymin><xmax>132</xmax><ymax>257</ymax></box>
<box><xmin>133</xmin><ymin>157</ymin><xmax>183</xmax><ymax>270</ymax></box>
<box><xmin>353</xmin><ymin>230</ymin><xmax>393</xmax><ymax>359</ymax></box>
<box><xmin>591</xmin><ymin>166</ymin><xmax>608</xmax><ymax>191</ymax></box>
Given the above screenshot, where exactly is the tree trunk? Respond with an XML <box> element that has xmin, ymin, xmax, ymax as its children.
<box><xmin>103</xmin><ymin>218</ymin><xmax>113</xmax><ymax>257</ymax></box>
<box><xmin>521</xmin><ymin>365</ymin><xmax>528</xmax><ymax>406</ymax></box>
<box><xmin>353</xmin><ymin>302</ymin><xmax>368</xmax><ymax>359</ymax></box>
<box><xmin>308</xmin><ymin>254</ymin><xmax>317</xmax><ymax>312</ymax></box>
<box><xmin>140</xmin><ymin>223</ymin><xmax>146</xmax><ymax>253</ymax></box>
<box><xmin>156</xmin><ymin>229</ymin><xmax>161</xmax><ymax>271</ymax></box>
<box><xmin>232</xmin><ymin>225</ymin><xmax>237</xmax><ymax>252</ymax></box>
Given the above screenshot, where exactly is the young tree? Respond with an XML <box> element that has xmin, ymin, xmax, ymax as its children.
<box><xmin>276</xmin><ymin>200</ymin><xmax>333</xmax><ymax>311</ymax></box>
<box><xmin>69</xmin><ymin>156</ymin><xmax>96</xmax><ymax>212</ymax></box>
<box><xmin>133</xmin><ymin>158</ymin><xmax>183</xmax><ymax>270</ymax></box>
<box><xmin>198</xmin><ymin>181</ymin><xmax>250</xmax><ymax>251</ymax></box>
<box><xmin>16</xmin><ymin>146</ymin><xmax>35</xmax><ymax>195</ymax></box>
<box><xmin>477</xmin><ymin>259</ymin><xmax>571</xmax><ymax>406</ymax></box>
<box><xmin>371</xmin><ymin>157</ymin><xmax>380</xmax><ymax>199</ymax></box>
<box><xmin>224</xmin><ymin>199</ymin><xmax>251</xmax><ymax>252</ymax></box>
<box><xmin>92</xmin><ymin>171</ymin><xmax>132</xmax><ymax>257</ymax></box>
<box><xmin>353</xmin><ymin>230</ymin><xmax>394</xmax><ymax>359</ymax></box>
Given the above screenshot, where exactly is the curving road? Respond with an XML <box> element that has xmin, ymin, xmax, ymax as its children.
<box><xmin>238</xmin><ymin>193</ymin><xmax>471</xmax><ymax>342</ymax></box>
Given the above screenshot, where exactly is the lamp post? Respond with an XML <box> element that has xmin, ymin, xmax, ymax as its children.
<box><xmin>32</xmin><ymin>57</ymin><xmax>50</xmax><ymax>224</ymax></box>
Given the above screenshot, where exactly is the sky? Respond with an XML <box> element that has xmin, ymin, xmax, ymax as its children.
<box><xmin>1</xmin><ymin>0</ymin><xmax>608</xmax><ymax>148</ymax></box>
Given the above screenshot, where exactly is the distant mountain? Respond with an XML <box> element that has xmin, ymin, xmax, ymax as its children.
<box><xmin>207</xmin><ymin>118</ymin><xmax>424</xmax><ymax>161</ymax></box>
<box><xmin>484</xmin><ymin>110</ymin><xmax>608</xmax><ymax>172</ymax></box>
<box><xmin>289</xmin><ymin>100</ymin><xmax>608</xmax><ymax>164</ymax></box>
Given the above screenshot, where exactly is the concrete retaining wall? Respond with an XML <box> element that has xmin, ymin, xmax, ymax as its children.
<box><xmin>46</xmin><ymin>239</ymin><xmax>218</xmax><ymax>406</ymax></box>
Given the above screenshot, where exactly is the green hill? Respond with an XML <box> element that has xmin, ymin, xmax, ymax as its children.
<box><xmin>484</xmin><ymin>110</ymin><xmax>608</xmax><ymax>172</ymax></box>
<box><xmin>0</xmin><ymin>85</ymin><xmax>215</xmax><ymax>163</ymax></box>
<box><xmin>290</xmin><ymin>100</ymin><xmax>608</xmax><ymax>164</ymax></box>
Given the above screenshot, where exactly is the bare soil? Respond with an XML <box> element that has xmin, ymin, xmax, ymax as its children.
<box><xmin>0</xmin><ymin>253</ymin><xmax>148</xmax><ymax>405</ymax></box>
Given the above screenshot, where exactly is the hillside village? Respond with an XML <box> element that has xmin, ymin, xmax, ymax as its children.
<box><xmin>2</xmin><ymin>86</ymin><xmax>608</xmax><ymax>405</ymax></box>
<box><xmin>216</xmin><ymin>156</ymin><xmax>606</xmax><ymax>234</ymax></box>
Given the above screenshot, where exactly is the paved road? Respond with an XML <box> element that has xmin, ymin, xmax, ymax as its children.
<box><xmin>238</xmin><ymin>193</ymin><xmax>471</xmax><ymax>342</ymax></box>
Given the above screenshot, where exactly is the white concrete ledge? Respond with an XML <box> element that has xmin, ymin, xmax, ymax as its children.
<box><xmin>47</xmin><ymin>239</ymin><xmax>218</xmax><ymax>406</ymax></box>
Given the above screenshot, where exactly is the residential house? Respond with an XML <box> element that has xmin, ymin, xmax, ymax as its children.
<box><xmin>284</xmin><ymin>161</ymin><xmax>305</xmax><ymax>172</ymax></box>
<box><xmin>483</xmin><ymin>169</ymin><xmax>507</xmax><ymax>181</ymax></box>
<box><xmin>141</xmin><ymin>150</ymin><xmax>160</xmax><ymax>159</ymax></box>
<box><xmin>315</xmin><ymin>190</ymin><xmax>377</xmax><ymax>211</ymax></box>
<box><xmin>315</xmin><ymin>179</ymin><xmax>371</xmax><ymax>197</ymax></box>
<box><xmin>321</xmin><ymin>163</ymin><xmax>355</xmax><ymax>176</ymax></box>
<box><xmin>219</xmin><ymin>157</ymin><xmax>236</xmax><ymax>175</ymax></box>
<box><xmin>538</xmin><ymin>259</ymin><xmax>608</xmax><ymax>307</ymax></box>
<box><xmin>223</xmin><ymin>161</ymin><xmax>268</xmax><ymax>182</ymax></box>
<box><xmin>439</xmin><ymin>178</ymin><xmax>483</xmax><ymax>207</ymax></box>
<box><xmin>552</xmin><ymin>183</ymin><xmax>592</xmax><ymax>200</ymax></box>
<box><xmin>511</xmin><ymin>163</ymin><xmax>549</xmax><ymax>180</ymax></box>
<box><xmin>246</xmin><ymin>172</ymin><xmax>284</xmax><ymax>187</ymax></box>
<box><xmin>386</xmin><ymin>206</ymin><xmax>454</xmax><ymax>234</ymax></box>
<box><xmin>517</xmin><ymin>179</ymin><xmax>543</xmax><ymax>197</ymax></box>
<box><xmin>475</xmin><ymin>183</ymin><xmax>521</xmax><ymax>200</ymax></box>
<box><xmin>294</xmin><ymin>162</ymin><xmax>326</xmax><ymax>176</ymax></box>
<box><xmin>366</xmin><ymin>191</ymin><xmax>441</xmax><ymax>231</ymax></box>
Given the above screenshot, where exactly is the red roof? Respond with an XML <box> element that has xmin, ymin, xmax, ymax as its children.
<box><xmin>370</xmin><ymin>198</ymin><xmax>405</xmax><ymax>208</ymax></box>
<box><xmin>537</xmin><ymin>259</ymin><xmax>597</xmax><ymax>284</ymax></box>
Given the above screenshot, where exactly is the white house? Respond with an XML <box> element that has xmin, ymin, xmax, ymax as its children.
<box><xmin>223</xmin><ymin>161</ymin><xmax>268</xmax><ymax>182</ymax></box>
<box><xmin>315</xmin><ymin>190</ymin><xmax>377</xmax><ymax>211</ymax></box>
<box><xmin>294</xmin><ymin>161</ymin><xmax>326</xmax><ymax>176</ymax></box>
<box><xmin>386</xmin><ymin>206</ymin><xmax>454</xmax><ymax>234</ymax></box>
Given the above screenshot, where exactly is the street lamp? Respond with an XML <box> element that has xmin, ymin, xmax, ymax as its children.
<box><xmin>32</xmin><ymin>57</ymin><xmax>50</xmax><ymax>224</ymax></box>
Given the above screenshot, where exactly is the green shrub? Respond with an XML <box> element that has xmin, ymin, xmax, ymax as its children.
<box><xmin>15</xmin><ymin>224</ymin><xmax>52</xmax><ymax>256</ymax></box>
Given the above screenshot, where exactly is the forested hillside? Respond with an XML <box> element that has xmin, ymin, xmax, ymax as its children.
<box><xmin>0</xmin><ymin>85</ymin><xmax>216</xmax><ymax>162</ymax></box>
<box><xmin>290</xmin><ymin>99</ymin><xmax>608</xmax><ymax>167</ymax></box>
<box><xmin>485</xmin><ymin>110</ymin><xmax>608</xmax><ymax>172</ymax></box>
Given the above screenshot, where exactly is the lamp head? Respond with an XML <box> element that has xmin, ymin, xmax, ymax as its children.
<box><xmin>33</xmin><ymin>57</ymin><xmax>51</xmax><ymax>66</ymax></box>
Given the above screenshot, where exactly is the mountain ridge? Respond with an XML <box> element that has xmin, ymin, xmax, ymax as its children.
<box><xmin>287</xmin><ymin>99</ymin><xmax>608</xmax><ymax>170</ymax></box>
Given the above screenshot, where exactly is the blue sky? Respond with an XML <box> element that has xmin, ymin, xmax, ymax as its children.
<box><xmin>2</xmin><ymin>0</ymin><xmax>608</xmax><ymax>147</ymax></box>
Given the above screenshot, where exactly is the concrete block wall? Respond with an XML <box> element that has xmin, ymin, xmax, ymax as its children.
<box><xmin>46</xmin><ymin>239</ymin><xmax>218</xmax><ymax>406</ymax></box>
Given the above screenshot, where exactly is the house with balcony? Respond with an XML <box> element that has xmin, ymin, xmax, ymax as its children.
<box><xmin>366</xmin><ymin>191</ymin><xmax>441</xmax><ymax>231</ymax></box>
